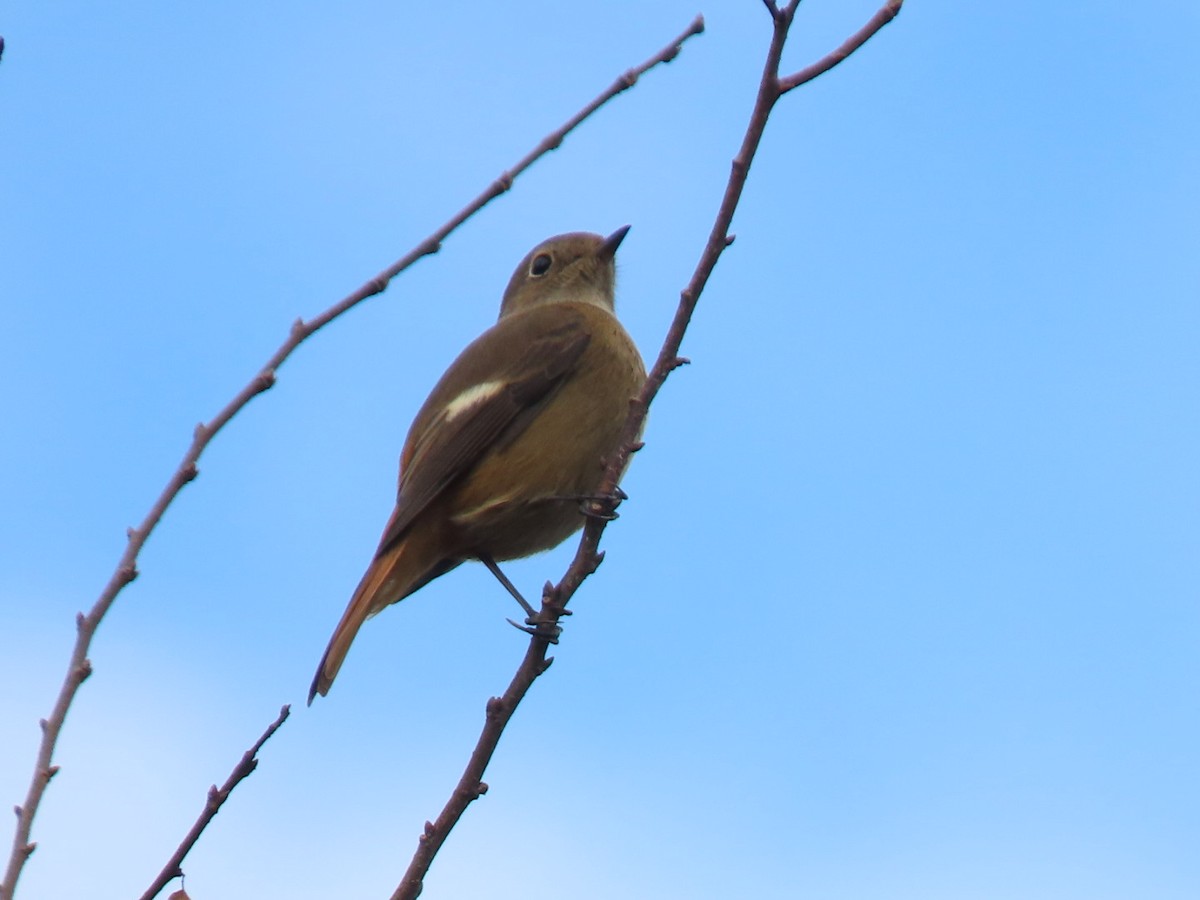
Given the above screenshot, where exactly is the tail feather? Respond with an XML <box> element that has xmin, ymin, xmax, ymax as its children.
<box><xmin>308</xmin><ymin>541</ymin><xmax>412</xmax><ymax>704</ymax></box>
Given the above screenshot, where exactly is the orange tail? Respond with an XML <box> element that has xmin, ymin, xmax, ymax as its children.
<box><xmin>308</xmin><ymin>535</ymin><xmax>435</xmax><ymax>704</ymax></box>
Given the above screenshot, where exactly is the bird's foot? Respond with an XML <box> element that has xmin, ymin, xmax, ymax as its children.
<box><xmin>565</xmin><ymin>485</ymin><xmax>628</xmax><ymax>521</ymax></box>
<box><xmin>506</xmin><ymin>612</ymin><xmax>563</xmax><ymax>643</ymax></box>
<box><xmin>506</xmin><ymin>584</ymin><xmax>570</xmax><ymax>643</ymax></box>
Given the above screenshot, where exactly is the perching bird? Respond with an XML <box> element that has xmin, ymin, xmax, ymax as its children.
<box><xmin>309</xmin><ymin>227</ymin><xmax>645</xmax><ymax>702</ymax></box>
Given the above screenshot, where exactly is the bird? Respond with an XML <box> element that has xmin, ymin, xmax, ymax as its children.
<box><xmin>308</xmin><ymin>227</ymin><xmax>646</xmax><ymax>702</ymax></box>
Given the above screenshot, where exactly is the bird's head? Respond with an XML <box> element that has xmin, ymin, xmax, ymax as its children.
<box><xmin>499</xmin><ymin>226</ymin><xmax>630</xmax><ymax>319</ymax></box>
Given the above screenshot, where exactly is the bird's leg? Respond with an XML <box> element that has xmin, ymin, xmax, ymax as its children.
<box><xmin>478</xmin><ymin>553</ymin><xmax>537</xmax><ymax>619</ymax></box>
<box><xmin>480</xmin><ymin>555</ymin><xmax>566</xmax><ymax>643</ymax></box>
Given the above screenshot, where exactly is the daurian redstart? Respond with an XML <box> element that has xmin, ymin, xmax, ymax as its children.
<box><xmin>309</xmin><ymin>227</ymin><xmax>645</xmax><ymax>702</ymax></box>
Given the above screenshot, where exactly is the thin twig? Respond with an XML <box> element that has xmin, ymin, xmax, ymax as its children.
<box><xmin>779</xmin><ymin>0</ymin><xmax>903</xmax><ymax>93</ymax></box>
<box><xmin>389</xmin><ymin>638</ymin><xmax>556</xmax><ymax>900</ymax></box>
<box><xmin>137</xmin><ymin>706</ymin><xmax>291</xmax><ymax>900</ymax></box>
<box><xmin>389</xmin><ymin>3</ymin><xmax>904</xmax><ymax>898</ymax></box>
<box><xmin>0</xmin><ymin>14</ymin><xmax>705</xmax><ymax>900</ymax></box>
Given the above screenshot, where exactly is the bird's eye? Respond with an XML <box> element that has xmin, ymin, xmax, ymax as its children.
<box><xmin>530</xmin><ymin>254</ymin><xmax>552</xmax><ymax>276</ymax></box>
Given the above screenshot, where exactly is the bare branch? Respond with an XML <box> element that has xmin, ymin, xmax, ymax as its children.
<box><xmin>137</xmin><ymin>706</ymin><xmax>291</xmax><ymax>900</ymax></box>
<box><xmin>0</xmin><ymin>14</ymin><xmax>704</xmax><ymax>900</ymax></box>
<box><xmin>779</xmin><ymin>0</ymin><xmax>903</xmax><ymax>93</ymax></box>
<box><xmin>389</xmin><ymin>4</ymin><xmax>903</xmax><ymax>898</ymax></box>
<box><xmin>389</xmin><ymin>639</ymin><xmax>557</xmax><ymax>900</ymax></box>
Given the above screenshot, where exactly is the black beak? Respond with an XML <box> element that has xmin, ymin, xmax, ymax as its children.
<box><xmin>598</xmin><ymin>225</ymin><xmax>631</xmax><ymax>260</ymax></box>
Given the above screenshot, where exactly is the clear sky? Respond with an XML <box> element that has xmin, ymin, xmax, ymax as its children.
<box><xmin>2</xmin><ymin>2</ymin><xmax>1197</xmax><ymax>898</ymax></box>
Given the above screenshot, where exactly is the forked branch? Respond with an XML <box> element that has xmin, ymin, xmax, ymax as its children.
<box><xmin>389</xmin><ymin>2</ymin><xmax>904</xmax><ymax>898</ymax></box>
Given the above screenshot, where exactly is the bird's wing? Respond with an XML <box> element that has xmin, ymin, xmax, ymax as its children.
<box><xmin>374</xmin><ymin>308</ymin><xmax>591</xmax><ymax>557</ymax></box>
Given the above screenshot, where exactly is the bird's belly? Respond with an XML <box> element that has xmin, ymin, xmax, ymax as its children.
<box><xmin>447</xmin><ymin>321</ymin><xmax>644</xmax><ymax>562</ymax></box>
<box><xmin>452</xmin><ymin>495</ymin><xmax>586</xmax><ymax>560</ymax></box>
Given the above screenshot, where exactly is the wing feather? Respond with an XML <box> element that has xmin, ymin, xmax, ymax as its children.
<box><xmin>374</xmin><ymin>309</ymin><xmax>591</xmax><ymax>557</ymax></box>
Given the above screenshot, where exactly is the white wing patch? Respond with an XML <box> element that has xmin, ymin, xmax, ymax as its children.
<box><xmin>451</xmin><ymin>492</ymin><xmax>518</xmax><ymax>525</ymax></box>
<box><xmin>444</xmin><ymin>379</ymin><xmax>506</xmax><ymax>421</ymax></box>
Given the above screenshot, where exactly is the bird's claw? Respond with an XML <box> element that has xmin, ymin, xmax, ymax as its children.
<box><xmin>576</xmin><ymin>485</ymin><xmax>628</xmax><ymax>520</ymax></box>
<box><xmin>506</xmin><ymin>616</ymin><xmax>562</xmax><ymax>643</ymax></box>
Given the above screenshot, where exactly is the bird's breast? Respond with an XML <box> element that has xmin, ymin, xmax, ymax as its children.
<box><xmin>449</xmin><ymin>306</ymin><xmax>645</xmax><ymax>560</ymax></box>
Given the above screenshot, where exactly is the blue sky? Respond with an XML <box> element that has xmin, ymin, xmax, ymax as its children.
<box><xmin>2</xmin><ymin>2</ymin><xmax>1197</xmax><ymax>898</ymax></box>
